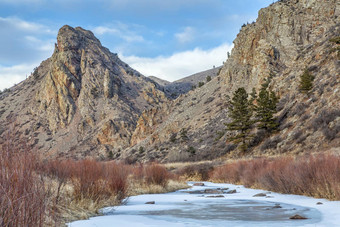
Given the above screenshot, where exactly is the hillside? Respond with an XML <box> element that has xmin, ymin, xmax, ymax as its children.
<box><xmin>149</xmin><ymin>66</ymin><xmax>222</xmax><ymax>98</ymax></box>
<box><xmin>125</xmin><ymin>0</ymin><xmax>340</xmax><ymax>162</ymax></box>
<box><xmin>0</xmin><ymin>0</ymin><xmax>339</xmax><ymax>162</ymax></box>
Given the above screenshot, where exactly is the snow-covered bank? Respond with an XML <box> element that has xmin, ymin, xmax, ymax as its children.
<box><xmin>68</xmin><ymin>182</ymin><xmax>340</xmax><ymax>227</ymax></box>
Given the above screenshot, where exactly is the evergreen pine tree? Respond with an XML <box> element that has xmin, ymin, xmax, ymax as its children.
<box><xmin>226</xmin><ymin>87</ymin><xmax>254</xmax><ymax>152</ymax></box>
<box><xmin>299</xmin><ymin>68</ymin><xmax>314</xmax><ymax>93</ymax></box>
<box><xmin>249</xmin><ymin>87</ymin><xmax>257</xmax><ymax>111</ymax></box>
<box><xmin>255</xmin><ymin>79</ymin><xmax>279</xmax><ymax>132</ymax></box>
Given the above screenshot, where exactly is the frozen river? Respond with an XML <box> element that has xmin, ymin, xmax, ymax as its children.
<box><xmin>69</xmin><ymin>182</ymin><xmax>340</xmax><ymax>227</ymax></box>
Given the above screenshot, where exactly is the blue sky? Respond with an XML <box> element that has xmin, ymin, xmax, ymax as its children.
<box><xmin>0</xmin><ymin>0</ymin><xmax>272</xmax><ymax>90</ymax></box>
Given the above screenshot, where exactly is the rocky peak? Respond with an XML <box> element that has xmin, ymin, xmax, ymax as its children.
<box><xmin>35</xmin><ymin>25</ymin><xmax>127</xmax><ymax>131</ymax></box>
<box><xmin>56</xmin><ymin>25</ymin><xmax>101</xmax><ymax>52</ymax></box>
<box><xmin>0</xmin><ymin>25</ymin><xmax>169</xmax><ymax>158</ymax></box>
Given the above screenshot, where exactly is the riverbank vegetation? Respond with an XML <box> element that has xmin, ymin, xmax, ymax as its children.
<box><xmin>0</xmin><ymin>140</ymin><xmax>188</xmax><ymax>226</ymax></box>
<box><xmin>210</xmin><ymin>153</ymin><xmax>340</xmax><ymax>201</ymax></box>
<box><xmin>2</xmin><ymin>134</ymin><xmax>339</xmax><ymax>226</ymax></box>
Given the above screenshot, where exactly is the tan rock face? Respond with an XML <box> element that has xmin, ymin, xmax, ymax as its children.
<box><xmin>0</xmin><ymin>25</ymin><xmax>168</xmax><ymax>159</ymax></box>
<box><xmin>130</xmin><ymin>104</ymin><xmax>170</xmax><ymax>146</ymax></box>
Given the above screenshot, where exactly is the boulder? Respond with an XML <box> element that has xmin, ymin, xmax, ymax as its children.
<box><xmin>226</xmin><ymin>189</ymin><xmax>237</xmax><ymax>194</ymax></box>
<box><xmin>204</xmin><ymin>189</ymin><xmax>223</xmax><ymax>194</ymax></box>
<box><xmin>253</xmin><ymin>193</ymin><xmax>267</xmax><ymax>197</ymax></box>
<box><xmin>289</xmin><ymin>214</ymin><xmax>307</xmax><ymax>220</ymax></box>
<box><xmin>145</xmin><ymin>201</ymin><xmax>155</xmax><ymax>204</ymax></box>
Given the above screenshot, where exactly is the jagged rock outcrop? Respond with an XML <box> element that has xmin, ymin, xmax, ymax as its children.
<box><xmin>0</xmin><ymin>25</ymin><xmax>168</xmax><ymax>159</ymax></box>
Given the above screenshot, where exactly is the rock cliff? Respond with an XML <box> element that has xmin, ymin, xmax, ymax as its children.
<box><xmin>0</xmin><ymin>25</ymin><xmax>168</xmax><ymax>159</ymax></box>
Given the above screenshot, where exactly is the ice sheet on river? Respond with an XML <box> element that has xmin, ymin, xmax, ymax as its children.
<box><xmin>68</xmin><ymin>182</ymin><xmax>340</xmax><ymax>227</ymax></box>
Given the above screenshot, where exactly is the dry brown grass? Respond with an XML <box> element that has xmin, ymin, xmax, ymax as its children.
<box><xmin>210</xmin><ymin>154</ymin><xmax>340</xmax><ymax>200</ymax></box>
<box><xmin>128</xmin><ymin>179</ymin><xmax>189</xmax><ymax>196</ymax></box>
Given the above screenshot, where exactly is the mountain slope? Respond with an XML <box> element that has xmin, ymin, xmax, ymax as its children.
<box><xmin>124</xmin><ymin>0</ymin><xmax>340</xmax><ymax>162</ymax></box>
<box><xmin>0</xmin><ymin>25</ymin><xmax>167</xmax><ymax>159</ymax></box>
<box><xmin>149</xmin><ymin>66</ymin><xmax>222</xmax><ymax>98</ymax></box>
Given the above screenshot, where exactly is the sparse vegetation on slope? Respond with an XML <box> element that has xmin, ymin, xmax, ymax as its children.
<box><xmin>299</xmin><ymin>68</ymin><xmax>314</xmax><ymax>94</ymax></box>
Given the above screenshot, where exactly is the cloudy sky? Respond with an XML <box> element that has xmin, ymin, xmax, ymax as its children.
<box><xmin>0</xmin><ymin>0</ymin><xmax>272</xmax><ymax>90</ymax></box>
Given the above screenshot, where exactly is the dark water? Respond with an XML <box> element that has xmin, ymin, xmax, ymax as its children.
<box><xmin>109</xmin><ymin>185</ymin><xmax>323</xmax><ymax>226</ymax></box>
<box><xmin>141</xmin><ymin>199</ymin><xmax>320</xmax><ymax>223</ymax></box>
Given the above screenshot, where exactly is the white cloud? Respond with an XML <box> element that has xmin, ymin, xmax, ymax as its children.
<box><xmin>0</xmin><ymin>63</ymin><xmax>38</xmax><ymax>90</ymax></box>
<box><xmin>24</xmin><ymin>36</ymin><xmax>55</xmax><ymax>52</ymax></box>
<box><xmin>93</xmin><ymin>23</ymin><xmax>145</xmax><ymax>43</ymax></box>
<box><xmin>0</xmin><ymin>17</ymin><xmax>55</xmax><ymax>65</ymax></box>
<box><xmin>175</xmin><ymin>27</ymin><xmax>195</xmax><ymax>43</ymax></box>
<box><xmin>0</xmin><ymin>16</ymin><xmax>54</xmax><ymax>34</ymax></box>
<box><xmin>121</xmin><ymin>43</ymin><xmax>233</xmax><ymax>82</ymax></box>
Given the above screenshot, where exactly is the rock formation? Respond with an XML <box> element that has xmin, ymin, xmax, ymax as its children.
<box><xmin>0</xmin><ymin>25</ymin><xmax>168</xmax><ymax>159</ymax></box>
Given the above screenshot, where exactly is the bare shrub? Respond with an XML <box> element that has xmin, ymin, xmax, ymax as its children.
<box><xmin>177</xmin><ymin>163</ymin><xmax>215</xmax><ymax>181</ymax></box>
<box><xmin>71</xmin><ymin>159</ymin><xmax>105</xmax><ymax>200</ymax></box>
<box><xmin>260</xmin><ymin>135</ymin><xmax>282</xmax><ymax>150</ymax></box>
<box><xmin>0</xmin><ymin>139</ymin><xmax>52</xmax><ymax>226</ymax></box>
<box><xmin>276</xmin><ymin>95</ymin><xmax>288</xmax><ymax>112</ymax></box>
<box><xmin>104</xmin><ymin>162</ymin><xmax>129</xmax><ymax>201</ymax></box>
<box><xmin>289</xmin><ymin>103</ymin><xmax>307</xmax><ymax>117</ymax></box>
<box><xmin>209</xmin><ymin>160</ymin><xmax>248</xmax><ymax>183</ymax></box>
<box><xmin>291</xmin><ymin>129</ymin><xmax>303</xmax><ymax>141</ymax></box>
<box><xmin>322</xmin><ymin>124</ymin><xmax>340</xmax><ymax>141</ymax></box>
<box><xmin>166</xmin><ymin>150</ymin><xmax>191</xmax><ymax>162</ymax></box>
<box><xmin>311</xmin><ymin>109</ymin><xmax>340</xmax><ymax>140</ymax></box>
<box><xmin>43</xmin><ymin>159</ymin><xmax>129</xmax><ymax>203</ymax></box>
<box><xmin>311</xmin><ymin>109</ymin><xmax>340</xmax><ymax>131</ymax></box>
<box><xmin>279</xmin><ymin>121</ymin><xmax>293</xmax><ymax>131</ymax></box>
<box><xmin>144</xmin><ymin>163</ymin><xmax>169</xmax><ymax>187</ymax></box>
<box><xmin>300</xmin><ymin>113</ymin><xmax>310</xmax><ymax>122</ymax></box>
<box><xmin>210</xmin><ymin>154</ymin><xmax>340</xmax><ymax>200</ymax></box>
<box><xmin>249</xmin><ymin>129</ymin><xmax>266</xmax><ymax>147</ymax></box>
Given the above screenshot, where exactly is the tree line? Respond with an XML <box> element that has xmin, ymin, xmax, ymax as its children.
<box><xmin>226</xmin><ymin>69</ymin><xmax>314</xmax><ymax>152</ymax></box>
<box><xmin>226</xmin><ymin>77</ymin><xmax>279</xmax><ymax>152</ymax></box>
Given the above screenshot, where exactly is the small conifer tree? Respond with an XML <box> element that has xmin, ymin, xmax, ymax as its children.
<box><xmin>226</xmin><ymin>87</ymin><xmax>254</xmax><ymax>152</ymax></box>
<box><xmin>255</xmin><ymin>80</ymin><xmax>279</xmax><ymax>132</ymax></box>
<box><xmin>299</xmin><ymin>69</ymin><xmax>314</xmax><ymax>93</ymax></box>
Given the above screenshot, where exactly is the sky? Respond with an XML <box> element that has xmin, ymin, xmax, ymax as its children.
<box><xmin>0</xmin><ymin>0</ymin><xmax>273</xmax><ymax>90</ymax></box>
